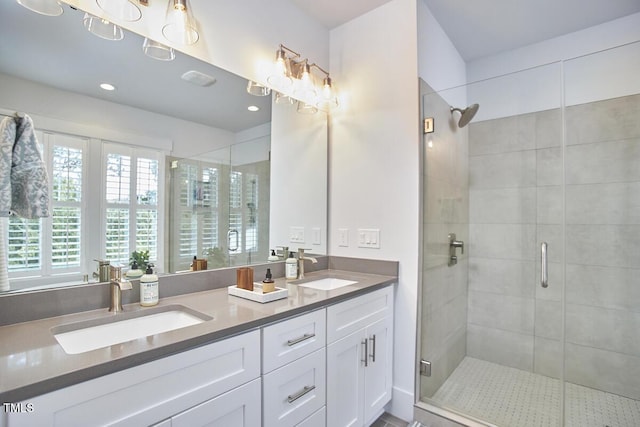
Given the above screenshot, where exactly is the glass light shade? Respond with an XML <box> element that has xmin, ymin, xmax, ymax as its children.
<box><xmin>297</xmin><ymin>101</ymin><xmax>318</xmax><ymax>115</ymax></box>
<box><xmin>96</xmin><ymin>0</ymin><xmax>141</xmax><ymax>22</ymax></box>
<box><xmin>267</xmin><ymin>49</ymin><xmax>293</xmax><ymax>90</ymax></box>
<box><xmin>293</xmin><ymin>62</ymin><xmax>317</xmax><ymax>100</ymax></box>
<box><xmin>143</xmin><ymin>38</ymin><xmax>175</xmax><ymax>61</ymax></box>
<box><xmin>274</xmin><ymin>92</ymin><xmax>295</xmax><ymax>106</ymax></box>
<box><xmin>316</xmin><ymin>77</ymin><xmax>339</xmax><ymax>109</ymax></box>
<box><xmin>162</xmin><ymin>0</ymin><xmax>199</xmax><ymax>45</ymax></box>
<box><xmin>83</xmin><ymin>13</ymin><xmax>124</xmax><ymax>41</ymax></box>
<box><xmin>16</xmin><ymin>0</ymin><xmax>63</xmax><ymax>16</ymax></box>
<box><xmin>247</xmin><ymin>81</ymin><xmax>271</xmax><ymax>96</ymax></box>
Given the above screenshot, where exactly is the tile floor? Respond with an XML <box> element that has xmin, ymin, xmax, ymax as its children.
<box><xmin>431</xmin><ymin>357</ymin><xmax>640</xmax><ymax>427</ymax></box>
<box><xmin>371</xmin><ymin>412</ymin><xmax>410</xmax><ymax>427</ymax></box>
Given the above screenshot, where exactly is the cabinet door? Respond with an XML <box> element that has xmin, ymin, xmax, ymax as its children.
<box><xmin>363</xmin><ymin>316</ymin><xmax>393</xmax><ymax>424</ymax></box>
<box><xmin>171</xmin><ymin>378</ymin><xmax>261</xmax><ymax>427</ymax></box>
<box><xmin>326</xmin><ymin>329</ymin><xmax>366</xmax><ymax>427</ymax></box>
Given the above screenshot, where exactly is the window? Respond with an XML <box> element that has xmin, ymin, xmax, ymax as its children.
<box><xmin>104</xmin><ymin>144</ymin><xmax>160</xmax><ymax>268</ymax></box>
<box><xmin>8</xmin><ymin>132</ymin><xmax>85</xmax><ymax>279</ymax></box>
<box><xmin>173</xmin><ymin>161</ymin><xmax>219</xmax><ymax>271</ymax></box>
<box><xmin>7</xmin><ymin>129</ymin><xmax>163</xmax><ymax>291</ymax></box>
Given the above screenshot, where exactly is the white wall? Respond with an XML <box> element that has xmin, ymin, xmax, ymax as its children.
<box><xmin>329</xmin><ymin>0</ymin><xmax>420</xmax><ymax>421</ymax></box>
<box><xmin>467</xmin><ymin>13</ymin><xmax>640</xmax><ymax>121</ymax></box>
<box><xmin>269</xmin><ymin>101</ymin><xmax>328</xmax><ymax>255</ymax></box>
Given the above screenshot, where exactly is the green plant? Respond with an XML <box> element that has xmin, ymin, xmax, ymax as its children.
<box><xmin>130</xmin><ymin>250</ymin><xmax>150</xmax><ymax>271</ymax></box>
<box><xmin>203</xmin><ymin>247</ymin><xmax>227</xmax><ymax>269</ymax></box>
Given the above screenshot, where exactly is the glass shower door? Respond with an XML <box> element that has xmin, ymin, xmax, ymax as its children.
<box><xmin>561</xmin><ymin>41</ymin><xmax>640</xmax><ymax>427</ymax></box>
<box><xmin>418</xmin><ymin>61</ymin><xmax>567</xmax><ymax>426</ymax></box>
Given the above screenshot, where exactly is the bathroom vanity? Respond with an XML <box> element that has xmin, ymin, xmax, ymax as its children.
<box><xmin>0</xmin><ymin>265</ymin><xmax>396</xmax><ymax>427</ymax></box>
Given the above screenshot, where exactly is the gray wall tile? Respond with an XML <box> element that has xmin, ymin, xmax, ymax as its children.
<box><xmin>566</xmin><ymin>182</ymin><xmax>640</xmax><ymax>225</ymax></box>
<box><xmin>469</xmin><ymin>224</ymin><xmax>537</xmax><ymax>260</ymax></box>
<box><xmin>470</xmin><ymin>187</ymin><xmax>536</xmax><ymax>224</ymax></box>
<box><xmin>565</xmin><ymin>264</ymin><xmax>640</xmax><ymax>312</ymax></box>
<box><xmin>467</xmin><ymin>323</ymin><xmax>534</xmax><ymax>371</ymax></box>
<box><xmin>566</xmin><ymin>224</ymin><xmax>640</xmax><ymax>268</ymax></box>
<box><xmin>469</xmin><ymin>113</ymin><xmax>536</xmax><ymax>156</ymax></box>
<box><xmin>534</xmin><ymin>336</ymin><xmax>562</xmax><ymax>379</ymax></box>
<box><xmin>566</xmin><ymin>95</ymin><xmax>640</xmax><ymax>146</ymax></box>
<box><xmin>468</xmin><ymin>290</ymin><xmax>534</xmax><ymax>334</ymax></box>
<box><xmin>470</xmin><ymin>150</ymin><xmax>536</xmax><ymax>189</ymax></box>
<box><xmin>468</xmin><ymin>258</ymin><xmax>535</xmax><ymax>298</ymax></box>
<box><xmin>566</xmin><ymin>138</ymin><xmax>640</xmax><ymax>185</ymax></box>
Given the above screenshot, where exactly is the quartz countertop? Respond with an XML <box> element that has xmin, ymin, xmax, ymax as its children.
<box><xmin>0</xmin><ymin>269</ymin><xmax>396</xmax><ymax>403</ymax></box>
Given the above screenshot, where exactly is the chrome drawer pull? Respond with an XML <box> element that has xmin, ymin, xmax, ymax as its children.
<box><xmin>370</xmin><ymin>334</ymin><xmax>376</xmax><ymax>362</ymax></box>
<box><xmin>287</xmin><ymin>385</ymin><xmax>316</xmax><ymax>403</ymax></box>
<box><xmin>362</xmin><ymin>338</ymin><xmax>368</xmax><ymax>367</ymax></box>
<box><xmin>287</xmin><ymin>333</ymin><xmax>316</xmax><ymax>346</ymax></box>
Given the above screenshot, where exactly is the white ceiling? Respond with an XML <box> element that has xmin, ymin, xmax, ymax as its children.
<box><xmin>0</xmin><ymin>2</ymin><xmax>272</xmax><ymax>133</ymax></box>
<box><xmin>292</xmin><ymin>0</ymin><xmax>640</xmax><ymax>61</ymax></box>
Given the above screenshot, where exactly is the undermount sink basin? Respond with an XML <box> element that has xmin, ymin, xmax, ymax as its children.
<box><xmin>52</xmin><ymin>304</ymin><xmax>212</xmax><ymax>355</ymax></box>
<box><xmin>296</xmin><ymin>277</ymin><xmax>358</xmax><ymax>291</ymax></box>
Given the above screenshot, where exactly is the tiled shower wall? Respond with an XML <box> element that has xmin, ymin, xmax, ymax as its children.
<box><xmin>420</xmin><ymin>86</ymin><xmax>470</xmax><ymax>399</ymax></box>
<box><xmin>467</xmin><ymin>93</ymin><xmax>640</xmax><ymax>400</ymax></box>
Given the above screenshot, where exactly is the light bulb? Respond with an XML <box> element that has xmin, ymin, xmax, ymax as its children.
<box><xmin>162</xmin><ymin>0</ymin><xmax>199</xmax><ymax>45</ymax></box>
<box><xmin>267</xmin><ymin>48</ymin><xmax>292</xmax><ymax>90</ymax></box>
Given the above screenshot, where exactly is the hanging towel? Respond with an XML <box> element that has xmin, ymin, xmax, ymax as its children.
<box><xmin>0</xmin><ymin>117</ymin><xmax>13</xmax><ymax>217</ymax></box>
<box><xmin>0</xmin><ymin>115</ymin><xmax>50</xmax><ymax>218</ymax></box>
<box><xmin>0</xmin><ymin>217</ymin><xmax>8</xmax><ymax>292</ymax></box>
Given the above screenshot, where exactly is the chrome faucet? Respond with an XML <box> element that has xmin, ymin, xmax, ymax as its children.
<box><xmin>109</xmin><ymin>265</ymin><xmax>132</xmax><ymax>312</ymax></box>
<box><xmin>297</xmin><ymin>249</ymin><xmax>318</xmax><ymax>279</ymax></box>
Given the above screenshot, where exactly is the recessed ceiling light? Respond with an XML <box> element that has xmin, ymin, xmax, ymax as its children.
<box><xmin>247</xmin><ymin>105</ymin><xmax>260</xmax><ymax>112</ymax></box>
<box><xmin>100</xmin><ymin>83</ymin><xmax>116</xmax><ymax>91</ymax></box>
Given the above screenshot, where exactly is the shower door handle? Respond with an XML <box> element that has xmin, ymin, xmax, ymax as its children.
<box><xmin>541</xmin><ymin>242</ymin><xmax>548</xmax><ymax>288</ymax></box>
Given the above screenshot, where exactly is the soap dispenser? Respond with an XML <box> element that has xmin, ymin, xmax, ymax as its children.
<box><xmin>285</xmin><ymin>251</ymin><xmax>298</xmax><ymax>280</ymax></box>
<box><xmin>268</xmin><ymin>249</ymin><xmax>279</xmax><ymax>262</ymax></box>
<box><xmin>140</xmin><ymin>264</ymin><xmax>159</xmax><ymax>306</ymax></box>
<box><xmin>262</xmin><ymin>268</ymin><xmax>275</xmax><ymax>293</ymax></box>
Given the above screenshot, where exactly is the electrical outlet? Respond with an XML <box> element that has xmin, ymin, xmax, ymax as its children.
<box><xmin>357</xmin><ymin>228</ymin><xmax>380</xmax><ymax>249</ymax></box>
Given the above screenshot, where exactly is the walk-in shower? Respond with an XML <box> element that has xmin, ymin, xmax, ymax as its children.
<box><xmin>417</xmin><ymin>40</ymin><xmax>640</xmax><ymax>427</ymax></box>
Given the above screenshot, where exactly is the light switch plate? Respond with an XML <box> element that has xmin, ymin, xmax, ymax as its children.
<box><xmin>338</xmin><ymin>228</ymin><xmax>349</xmax><ymax>247</ymax></box>
<box><xmin>312</xmin><ymin>227</ymin><xmax>321</xmax><ymax>245</ymax></box>
<box><xmin>289</xmin><ymin>226</ymin><xmax>305</xmax><ymax>243</ymax></box>
<box><xmin>357</xmin><ymin>228</ymin><xmax>380</xmax><ymax>249</ymax></box>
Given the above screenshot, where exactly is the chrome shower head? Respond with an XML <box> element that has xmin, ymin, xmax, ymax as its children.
<box><xmin>450</xmin><ymin>103</ymin><xmax>479</xmax><ymax>128</ymax></box>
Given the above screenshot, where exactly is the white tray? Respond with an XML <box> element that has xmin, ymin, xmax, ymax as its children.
<box><xmin>228</xmin><ymin>283</ymin><xmax>288</xmax><ymax>303</ymax></box>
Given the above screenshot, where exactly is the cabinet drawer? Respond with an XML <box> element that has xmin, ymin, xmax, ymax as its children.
<box><xmin>263</xmin><ymin>309</ymin><xmax>326</xmax><ymax>373</ymax></box>
<box><xmin>9</xmin><ymin>330</ymin><xmax>260</xmax><ymax>427</ymax></box>
<box><xmin>263</xmin><ymin>348</ymin><xmax>326</xmax><ymax>427</ymax></box>
<box><xmin>327</xmin><ymin>286</ymin><xmax>393</xmax><ymax>343</ymax></box>
<box><xmin>296</xmin><ymin>406</ymin><xmax>325</xmax><ymax>427</ymax></box>
<box><xmin>172</xmin><ymin>378</ymin><xmax>261</xmax><ymax>427</ymax></box>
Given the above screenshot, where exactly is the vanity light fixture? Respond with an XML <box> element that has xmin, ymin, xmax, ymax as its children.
<box><xmin>312</xmin><ymin>65</ymin><xmax>339</xmax><ymax>109</ymax></box>
<box><xmin>83</xmin><ymin>12</ymin><xmax>124</xmax><ymax>41</ymax></box>
<box><xmin>16</xmin><ymin>0</ymin><xmax>63</xmax><ymax>16</ymax></box>
<box><xmin>246</xmin><ymin>81</ymin><xmax>271</xmax><ymax>96</ymax></box>
<box><xmin>264</xmin><ymin>44</ymin><xmax>338</xmax><ymax>112</ymax></box>
<box><xmin>293</xmin><ymin>60</ymin><xmax>317</xmax><ymax>100</ymax></box>
<box><xmin>143</xmin><ymin>37</ymin><xmax>175</xmax><ymax>61</ymax></box>
<box><xmin>96</xmin><ymin>0</ymin><xmax>142</xmax><ymax>22</ymax></box>
<box><xmin>267</xmin><ymin>45</ymin><xmax>299</xmax><ymax>91</ymax></box>
<box><xmin>162</xmin><ymin>0</ymin><xmax>199</xmax><ymax>46</ymax></box>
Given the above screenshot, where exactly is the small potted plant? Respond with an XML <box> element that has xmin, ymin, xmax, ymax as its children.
<box><xmin>127</xmin><ymin>250</ymin><xmax>150</xmax><ymax>278</ymax></box>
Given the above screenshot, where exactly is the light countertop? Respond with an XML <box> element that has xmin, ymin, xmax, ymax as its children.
<box><xmin>0</xmin><ymin>269</ymin><xmax>396</xmax><ymax>403</ymax></box>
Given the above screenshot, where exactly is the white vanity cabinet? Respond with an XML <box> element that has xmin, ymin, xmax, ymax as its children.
<box><xmin>326</xmin><ymin>286</ymin><xmax>394</xmax><ymax>427</ymax></box>
<box><xmin>262</xmin><ymin>309</ymin><xmax>327</xmax><ymax>427</ymax></box>
<box><xmin>7</xmin><ymin>330</ymin><xmax>261</xmax><ymax>427</ymax></box>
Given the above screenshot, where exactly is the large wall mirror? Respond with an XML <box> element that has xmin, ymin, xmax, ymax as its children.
<box><xmin>0</xmin><ymin>1</ymin><xmax>327</xmax><ymax>293</ymax></box>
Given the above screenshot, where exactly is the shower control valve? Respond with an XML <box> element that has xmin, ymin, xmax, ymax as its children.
<box><xmin>448</xmin><ymin>233</ymin><xmax>465</xmax><ymax>267</ymax></box>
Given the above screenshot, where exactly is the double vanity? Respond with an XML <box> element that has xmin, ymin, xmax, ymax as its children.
<box><xmin>0</xmin><ymin>257</ymin><xmax>397</xmax><ymax>427</ymax></box>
